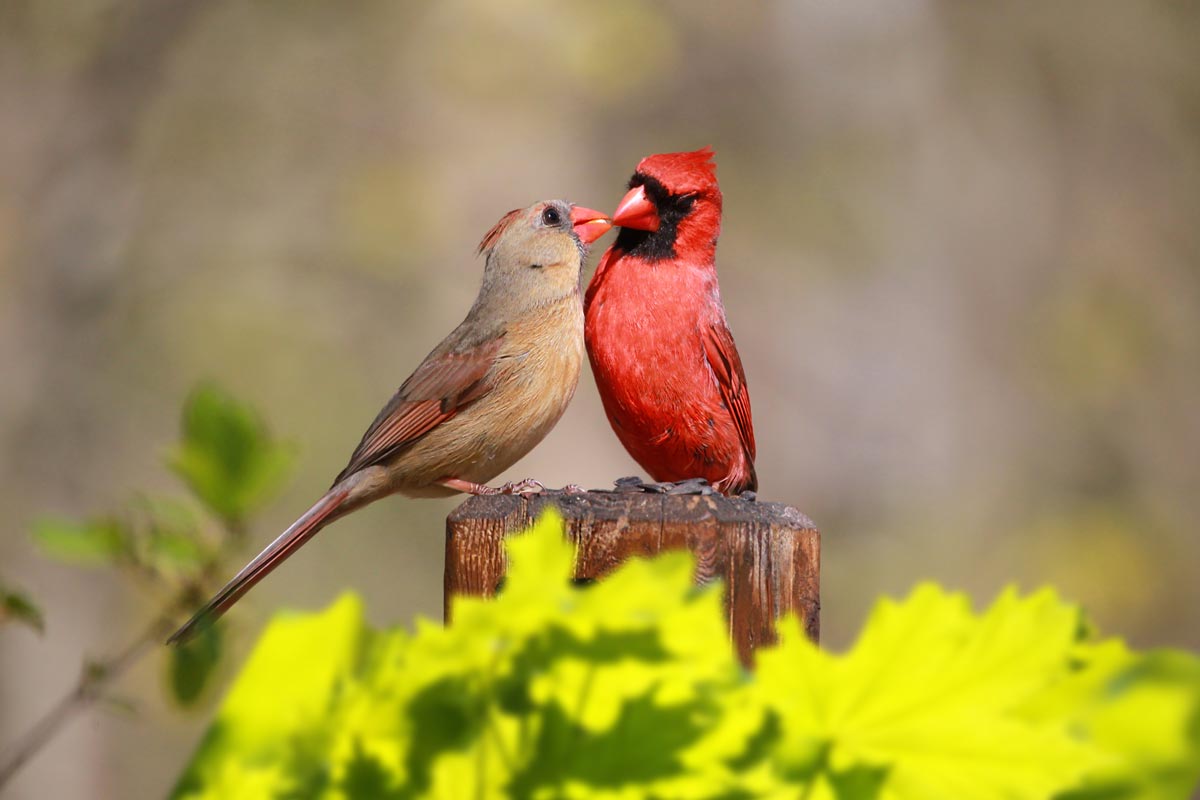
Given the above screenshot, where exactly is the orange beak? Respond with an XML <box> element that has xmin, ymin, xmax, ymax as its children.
<box><xmin>570</xmin><ymin>206</ymin><xmax>613</xmax><ymax>245</ymax></box>
<box><xmin>611</xmin><ymin>184</ymin><xmax>660</xmax><ymax>232</ymax></box>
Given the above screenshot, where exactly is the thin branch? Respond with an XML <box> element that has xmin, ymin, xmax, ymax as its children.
<box><xmin>0</xmin><ymin>609</ymin><xmax>172</xmax><ymax>786</ymax></box>
<box><xmin>0</xmin><ymin>546</ymin><xmax>236</xmax><ymax>789</ymax></box>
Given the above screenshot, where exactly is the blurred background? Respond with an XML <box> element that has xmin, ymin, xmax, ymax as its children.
<box><xmin>2</xmin><ymin>0</ymin><xmax>1199</xmax><ymax>796</ymax></box>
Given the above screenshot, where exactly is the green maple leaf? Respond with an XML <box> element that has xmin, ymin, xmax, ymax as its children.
<box><xmin>754</xmin><ymin>584</ymin><xmax>1107</xmax><ymax>800</ymax></box>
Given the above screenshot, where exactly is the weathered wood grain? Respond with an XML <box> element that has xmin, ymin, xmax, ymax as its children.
<box><xmin>445</xmin><ymin>491</ymin><xmax>819</xmax><ymax>666</ymax></box>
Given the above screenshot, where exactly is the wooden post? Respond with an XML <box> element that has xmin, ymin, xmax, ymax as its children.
<box><xmin>445</xmin><ymin>491</ymin><xmax>819</xmax><ymax>667</ymax></box>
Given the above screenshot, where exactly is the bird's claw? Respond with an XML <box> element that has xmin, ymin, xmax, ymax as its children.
<box><xmin>532</xmin><ymin>483</ymin><xmax>587</xmax><ymax>495</ymax></box>
<box><xmin>614</xmin><ymin>476</ymin><xmax>648</xmax><ymax>492</ymax></box>
<box><xmin>498</xmin><ymin>478</ymin><xmax>546</xmax><ymax>496</ymax></box>
<box><xmin>613</xmin><ymin>476</ymin><xmax>715</xmax><ymax>496</ymax></box>
<box><xmin>664</xmin><ymin>477</ymin><xmax>715</xmax><ymax>495</ymax></box>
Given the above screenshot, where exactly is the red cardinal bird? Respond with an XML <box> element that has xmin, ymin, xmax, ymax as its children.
<box><xmin>168</xmin><ymin>201</ymin><xmax>612</xmax><ymax>644</ymax></box>
<box><xmin>584</xmin><ymin>148</ymin><xmax>756</xmax><ymax>495</ymax></box>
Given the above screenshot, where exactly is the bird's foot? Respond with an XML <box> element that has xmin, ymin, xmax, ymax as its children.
<box><xmin>538</xmin><ymin>483</ymin><xmax>587</xmax><ymax>495</ymax></box>
<box><xmin>440</xmin><ymin>478</ymin><xmax>504</xmax><ymax>496</ymax></box>
<box><xmin>614</xmin><ymin>475</ymin><xmax>648</xmax><ymax>493</ymax></box>
<box><xmin>497</xmin><ymin>478</ymin><xmax>546</xmax><ymax>495</ymax></box>
<box><xmin>441</xmin><ymin>477</ymin><xmax>551</xmax><ymax>496</ymax></box>
<box><xmin>613</xmin><ymin>476</ymin><xmax>716</xmax><ymax>496</ymax></box>
<box><xmin>662</xmin><ymin>477</ymin><xmax>716</xmax><ymax>496</ymax></box>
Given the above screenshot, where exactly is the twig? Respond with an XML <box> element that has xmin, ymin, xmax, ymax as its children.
<box><xmin>0</xmin><ymin>610</ymin><xmax>172</xmax><ymax>786</ymax></box>
<box><xmin>0</xmin><ymin>541</ymin><xmax>238</xmax><ymax>789</ymax></box>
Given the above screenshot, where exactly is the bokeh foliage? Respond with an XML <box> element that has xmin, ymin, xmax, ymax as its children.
<box><xmin>28</xmin><ymin>384</ymin><xmax>294</xmax><ymax>709</ymax></box>
<box><xmin>172</xmin><ymin>512</ymin><xmax>1200</xmax><ymax>800</ymax></box>
<box><xmin>0</xmin><ymin>581</ymin><xmax>43</xmax><ymax>634</ymax></box>
<box><xmin>169</xmin><ymin>384</ymin><xmax>297</xmax><ymax>527</ymax></box>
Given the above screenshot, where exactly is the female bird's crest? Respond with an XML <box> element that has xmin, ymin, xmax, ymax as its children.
<box><xmin>477</xmin><ymin>208</ymin><xmax>523</xmax><ymax>254</ymax></box>
<box><xmin>477</xmin><ymin>202</ymin><xmax>611</xmax><ymax>257</ymax></box>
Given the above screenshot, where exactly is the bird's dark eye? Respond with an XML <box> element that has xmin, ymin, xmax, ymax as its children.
<box><xmin>541</xmin><ymin>206</ymin><xmax>561</xmax><ymax>226</ymax></box>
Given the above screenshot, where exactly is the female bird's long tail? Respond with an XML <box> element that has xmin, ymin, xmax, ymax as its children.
<box><xmin>166</xmin><ymin>486</ymin><xmax>351</xmax><ymax>645</ymax></box>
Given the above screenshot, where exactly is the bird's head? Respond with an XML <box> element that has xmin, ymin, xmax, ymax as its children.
<box><xmin>611</xmin><ymin>147</ymin><xmax>722</xmax><ymax>263</ymax></box>
<box><xmin>475</xmin><ymin>200</ymin><xmax>611</xmax><ymax>310</ymax></box>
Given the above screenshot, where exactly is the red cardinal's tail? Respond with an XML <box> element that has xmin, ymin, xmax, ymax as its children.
<box><xmin>166</xmin><ymin>486</ymin><xmax>351</xmax><ymax>646</ymax></box>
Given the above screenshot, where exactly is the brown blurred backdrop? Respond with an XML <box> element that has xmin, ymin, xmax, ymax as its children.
<box><xmin>2</xmin><ymin>1</ymin><xmax>1199</xmax><ymax>796</ymax></box>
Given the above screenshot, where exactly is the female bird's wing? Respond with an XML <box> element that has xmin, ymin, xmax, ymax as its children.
<box><xmin>703</xmin><ymin>322</ymin><xmax>756</xmax><ymax>462</ymax></box>
<box><xmin>334</xmin><ymin>335</ymin><xmax>505</xmax><ymax>482</ymax></box>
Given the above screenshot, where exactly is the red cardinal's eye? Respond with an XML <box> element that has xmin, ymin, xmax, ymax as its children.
<box><xmin>541</xmin><ymin>207</ymin><xmax>561</xmax><ymax>226</ymax></box>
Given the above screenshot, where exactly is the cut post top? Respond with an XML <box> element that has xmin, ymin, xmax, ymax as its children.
<box><xmin>444</xmin><ymin>489</ymin><xmax>820</xmax><ymax>667</ymax></box>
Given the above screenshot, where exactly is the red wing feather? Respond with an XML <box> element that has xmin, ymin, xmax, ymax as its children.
<box><xmin>703</xmin><ymin>323</ymin><xmax>756</xmax><ymax>461</ymax></box>
<box><xmin>335</xmin><ymin>337</ymin><xmax>503</xmax><ymax>481</ymax></box>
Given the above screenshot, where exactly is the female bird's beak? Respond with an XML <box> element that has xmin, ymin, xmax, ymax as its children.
<box><xmin>570</xmin><ymin>206</ymin><xmax>613</xmax><ymax>245</ymax></box>
<box><xmin>611</xmin><ymin>185</ymin><xmax>660</xmax><ymax>232</ymax></box>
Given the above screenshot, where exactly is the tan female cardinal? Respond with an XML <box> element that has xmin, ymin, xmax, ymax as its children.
<box><xmin>584</xmin><ymin>148</ymin><xmax>756</xmax><ymax>495</ymax></box>
<box><xmin>169</xmin><ymin>201</ymin><xmax>611</xmax><ymax>644</ymax></box>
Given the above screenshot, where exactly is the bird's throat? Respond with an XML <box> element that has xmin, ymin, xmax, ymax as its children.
<box><xmin>614</xmin><ymin>226</ymin><xmax>674</xmax><ymax>261</ymax></box>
